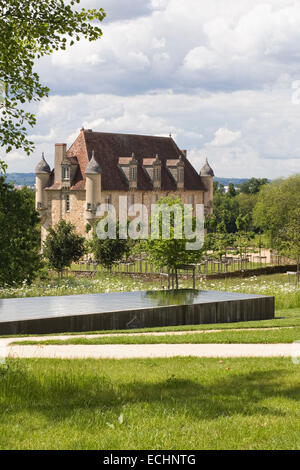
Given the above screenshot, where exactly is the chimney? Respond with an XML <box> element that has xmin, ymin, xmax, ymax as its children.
<box><xmin>54</xmin><ymin>143</ymin><xmax>67</xmax><ymax>183</ymax></box>
<box><xmin>181</xmin><ymin>150</ymin><xmax>187</xmax><ymax>157</ymax></box>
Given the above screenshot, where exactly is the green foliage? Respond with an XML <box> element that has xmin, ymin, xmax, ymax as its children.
<box><xmin>204</xmin><ymin>229</ymin><xmax>234</xmax><ymax>261</ymax></box>
<box><xmin>89</xmin><ymin>222</ymin><xmax>131</xmax><ymax>271</ymax></box>
<box><xmin>253</xmin><ymin>175</ymin><xmax>300</xmax><ymax>253</ymax></box>
<box><xmin>206</xmin><ymin>185</ymin><xmax>239</xmax><ymax>233</ymax></box>
<box><xmin>144</xmin><ymin>196</ymin><xmax>203</xmax><ymax>270</ymax></box>
<box><xmin>238</xmin><ymin>178</ymin><xmax>269</xmax><ymax>194</ymax></box>
<box><xmin>85</xmin><ymin>223</ymin><xmax>92</xmax><ymax>234</ymax></box>
<box><xmin>0</xmin><ymin>176</ymin><xmax>41</xmax><ymax>285</ymax></box>
<box><xmin>0</xmin><ymin>0</ymin><xmax>105</xmax><ymax>170</ymax></box>
<box><xmin>236</xmin><ymin>213</ymin><xmax>251</xmax><ymax>232</ymax></box>
<box><xmin>227</xmin><ymin>182</ymin><xmax>236</xmax><ymax>197</ymax></box>
<box><xmin>278</xmin><ymin>208</ymin><xmax>300</xmax><ymax>272</ymax></box>
<box><xmin>43</xmin><ymin>220</ymin><xmax>85</xmax><ymax>275</ymax></box>
<box><xmin>207</xmin><ymin>179</ymin><xmax>269</xmax><ymax>234</ymax></box>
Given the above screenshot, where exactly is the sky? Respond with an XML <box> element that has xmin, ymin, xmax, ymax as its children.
<box><xmin>5</xmin><ymin>0</ymin><xmax>300</xmax><ymax>178</ymax></box>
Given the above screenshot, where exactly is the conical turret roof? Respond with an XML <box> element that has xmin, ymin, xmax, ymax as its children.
<box><xmin>35</xmin><ymin>153</ymin><xmax>51</xmax><ymax>174</ymax></box>
<box><xmin>200</xmin><ymin>158</ymin><xmax>214</xmax><ymax>177</ymax></box>
<box><xmin>85</xmin><ymin>150</ymin><xmax>102</xmax><ymax>175</ymax></box>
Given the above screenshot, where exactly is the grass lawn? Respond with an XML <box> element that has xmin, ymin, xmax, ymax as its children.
<box><xmin>12</xmin><ymin>326</ymin><xmax>300</xmax><ymax>345</ymax></box>
<box><xmin>0</xmin><ymin>357</ymin><xmax>299</xmax><ymax>450</ymax></box>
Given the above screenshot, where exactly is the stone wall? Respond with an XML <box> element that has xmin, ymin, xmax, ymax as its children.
<box><xmin>43</xmin><ymin>188</ymin><xmax>205</xmax><ymax>239</ymax></box>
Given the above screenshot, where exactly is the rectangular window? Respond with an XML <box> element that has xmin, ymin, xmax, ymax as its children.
<box><xmin>178</xmin><ymin>168</ymin><xmax>184</xmax><ymax>183</ymax></box>
<box><xmin>63</xmin><ymin>166</ymin><xmax>70</xmax><ymax>180</ymax></box>
<box><xmin>128</xmin><ymin>193</ymin><xmax>134</xmax><ymax>206</ymax></box>
<box><xmin>65</xmin><ymin>194</ymin><xmax>70</xmax><ymax>212</ymax></box>
<box><xmin>153</xmin><ymin>167</ymin><xmax>161</xmax><ymax>181</ymax></box>
<box><xmin>105</xmin><ymin>194</ymin><xmax>111</xmax><ymax>211</ymax></box>
<box><xmin>188</xmin><ymin>195</ymin><xmax>194</xmax><ymax>206</ymax></box>
<box><xmin>129</xmin><ymin>166</ymin><xmax>137</xmax><ymax>181</ymax></box>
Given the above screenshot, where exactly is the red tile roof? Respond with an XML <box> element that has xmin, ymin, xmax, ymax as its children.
<box><xmin>48</xmin><ymin>130</ymin><xmax>205</xmax><ymax>191</ymax></box>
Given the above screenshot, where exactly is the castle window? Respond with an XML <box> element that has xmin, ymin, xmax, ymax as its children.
<box><xmin>188</xmin><ymin>195</ymin><xmax>194</xmax><ymax>207</ymax></box>
<box><xmin>153</xmin><ymin>166</ymin><xmax>161</xmax><ymax>181</ymax></box>
<box><xmin>65</xmin><ymin>194</ymin><xmax>70</xmax><ymax>212</ymax></box>
<box><xmin>178</xmin><ymin>167</ymin><xmax>184</xmax><ymax>183</ymax></box>
<box><xmin>129</xmin><ymin>166</ymin><xmax>137</xmax><ymax>181</ymax></box>
<box><xmin>128</xmin><ymin>193</ymin><xmax>134</xmax><ymax>207</ymax></box>
<box><xmin>105</xmin><ymin>194</ymin><xmax>111</xmax><ymax>210</ymax></box>
<box><xmin>62</xmin><ymin>166</ymin><xmax>70</xmax><ymax>180</ymax></box>
<box><xmin>86</xmin><ymin>203</ymin><xmax>92</xmax><ymax>211</ymax></box>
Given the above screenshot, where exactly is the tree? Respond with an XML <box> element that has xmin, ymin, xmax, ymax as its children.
<box><xmin>0</xmin><ymin>0</ymin><xmax>105</xmax><ymax>172</ymax></box>
<box><xmin>234</xmin><ymin>213</ymin><xmax>254</xmax><ymax>265</ymax></box>
<box><xmin>235</xmin><ymin>192</ymin><xmax>258</xmax><ymax>232</ymax></box>
<box><xmin>206</xmin><ymin>187</ymin><xmax>239</xmax><ymax>233</ymax></box>
<box><xmin>43</xmin><ymin>220</ymin><xmax>85</xmax><ymax>276</ymax></box>
<box><xmin>253</xmin><ymin>175</ymin><xmax>300</xmax><ymax>249</ymax></box>
<box><xmin>238</xmin><ymin>178</ymin><xmax>269</xmax><ymax>195</ymax></box>
<box><xmin>0</xmin><ymin>176</ymin><xmax>41</xmax><ymax>285</ymax></box>
<box><xmin>227</xmin><ymin>182</ymin><xmax>236</xmax><ymax>197</ymax></box>
<box><xmin>89</xmin><ymin>222</ymin><xmax>131</xmax><ymax>271</ymax></box>
<box><xmin>210</xmin><ymin>228</ymin><xmax>233</xmax><ymax>262</ymax></box>
<box><xmin>144</xmin><ymin>197</ymin><xmax>203</xmax><ymax>288</ymax></box>
<box><xmin>277</xmin><ymin>208</ymin><xmax>300</xmax><ymax>276</ymax></box>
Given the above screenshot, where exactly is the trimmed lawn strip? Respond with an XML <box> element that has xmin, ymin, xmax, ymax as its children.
<box><xmin>12</xmin><ymin>325</ymin><xmax>300</xmax><ymax>345</ymax></box>
<box><xmin>0</xmin><ymin>357</ymin><xmax>299</xmax><ymax>450</ymax></box>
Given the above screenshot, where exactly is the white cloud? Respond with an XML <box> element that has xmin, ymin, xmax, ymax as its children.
<box><xmin>5</xmin><ymin>152</ymin><xmax>26</xmax><ymax>161</ymax></box>
<box><xmin>5</xmin><ymin>86</ymin><xmax>300</xmax><ymax>179</ymax></box>
<box><xmin>5</xmin><ymin>0</ymin><xmax>300</xmax><ymax>180</ymax></box>
<box><xmin>150</xmin><ymin>0</ymin><xmax>169</xmax><ymax>10</ymax></box>
<box><xmin>184</xmin><ymin>46</ymin><xmax>218</xmax><ymax>71</ymax></box>
<box><xmin>207</xmin><ymin>127</ymin><xmax>242</xmax><ymax>147</ymax></box>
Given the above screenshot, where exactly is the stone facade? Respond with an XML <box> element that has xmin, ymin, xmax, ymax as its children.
<box><xmin>35</xmin><ymin>129</ymin><xmax>214</xmax><ymax>240</ymax></box>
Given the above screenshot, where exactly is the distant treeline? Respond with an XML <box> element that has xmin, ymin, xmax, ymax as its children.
<box><xmin>6</xmin><ymin>172</ymin><xmax>35</xmax><ymax>186</ymax></box>
<box><xmin>6</xmin><ymin>173</ymin><xmax>254</xmax><ymax>187</ymax></box>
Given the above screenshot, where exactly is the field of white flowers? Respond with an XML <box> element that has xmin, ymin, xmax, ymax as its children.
<box><xmin>0</xmin><ymin>273</ymin><xmax>298</xmax><ymax>310</ymax></box>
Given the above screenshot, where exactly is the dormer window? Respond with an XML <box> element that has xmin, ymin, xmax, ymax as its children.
<box><xmin>62</xmin><ymin>165</ymin><xmax>70</xmax><ymax>180</ymax></box>
<box><xmin>153</xmin><ymin>166</ymin><xmax>160</xmax><ymax>181</ymax></box>
<box><xmin>152</xmin><ymin>154</ymin><xmax>162</xmax><ymax>189</ymax></box>
<box><xmin>165</xmin><ymin>157</ymin><xmax>184</xmax><ymax>189</ymax></box>
<box><xmin>129</xmin><ymin>153</ymin><xmax>138</xmax><ymax>189</ymax></box>
<box><xmin>176</xmin><ymin>156</ymin><xmax>184</xmax><ymax>189</ymax></box>
<box><xmin>178</xmin><ymin>167</ymin><xmax>184</xmax><ymax>183</ymax></box>
<box><xmin>129</xmin><ymin>166</ymin><xmax>137</xmax><ymax>182</ymax></box>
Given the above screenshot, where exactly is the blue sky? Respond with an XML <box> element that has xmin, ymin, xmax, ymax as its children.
<box><xmin>5</xmin><ymin>0</ymin><xmax>300</xmax><ymax>178</ymax></box>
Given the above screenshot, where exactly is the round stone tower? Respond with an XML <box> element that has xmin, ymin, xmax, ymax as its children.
<box><xmin>85</xmin><ymin>150</ymin><xmax>102</xmax><ymax>222</ymax></box>
<box><xmin>35</xmin><ymin>153</ymin><xmax>51</xmax><ymax>210</ymax></box>
<box><xmin>200</xmin><ymin>157</ymin><xmax>214</xmax><ymax>215</ymax></box>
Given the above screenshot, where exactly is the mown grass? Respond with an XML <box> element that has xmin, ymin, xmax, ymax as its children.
<box><xmin>12</xmin><ymin>326</ymin><xmax>300</xmax><ymax>345</ymax></box>
<box><xmin>0</xmin><ymin>357</ymin><xmax>299</xmax><ymax>450</ymax></box>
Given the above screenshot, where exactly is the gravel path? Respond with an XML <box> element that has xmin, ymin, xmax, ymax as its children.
<box><xmin>1</xmin><ymin>343</ymin><xmax>296</xmax><ymax>359</ymax></box>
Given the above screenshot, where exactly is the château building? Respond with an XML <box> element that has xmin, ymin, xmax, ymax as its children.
<box><xmin>35</xmin><ymin>129</ymin><xmax>214</xmax><ymax>240</ymax></box>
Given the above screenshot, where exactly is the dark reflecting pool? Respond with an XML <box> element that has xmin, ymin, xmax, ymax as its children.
<box><xmin>0</xmin><ymin>289</ymin><xmax>271</xmax><ymax>323</ymax></box>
